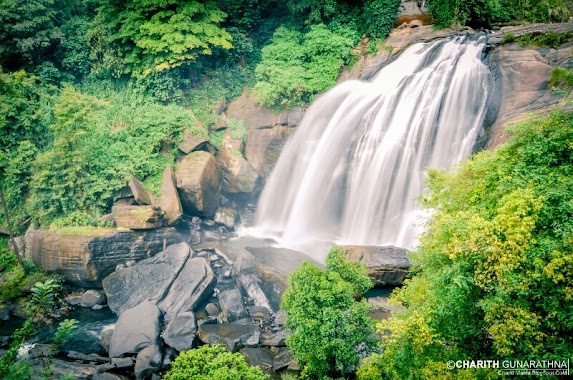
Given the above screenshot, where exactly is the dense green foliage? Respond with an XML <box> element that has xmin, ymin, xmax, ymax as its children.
<box><xmin>254</xmin><ymin>24</ymin><xmax>355</xmax><ymax>107</ymax></box>
<box><xmin>164</xmin><ymin>344</ymin><xmax>268</xmax><ymax>380</ymax></box>
<box><xmin>550</xmin><ymin>67</ymin><xmax>573</xmax><ymax>91</ymax></box>
<box><xmin>358</xmin><ymin>110</ymin><xmax>573</xmax><ymax>378</ymax></box>
<box><xmin>503</xmin><ymin>31</ymin><xmax>573</xmax><ymax>48</ymax></box>
<box><xmin>95</xmin><ymin>0</ymin><xmax>232</xmax><ymax>75</ymax></box>
<box><xmin>427</xmin><ymin>0</ymin><xmax>572</xmax><ymax>28</ymax></box>
<box><xmin>282</xmin><ymin>246</ymin><xmax>376</xmax><ymax>379</ymax></box>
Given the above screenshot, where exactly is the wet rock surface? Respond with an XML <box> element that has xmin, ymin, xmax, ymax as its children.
<box><xmin>341</xmin><ymin>245</ymin><xmax>412</xmax><ymax>286</ymax></box>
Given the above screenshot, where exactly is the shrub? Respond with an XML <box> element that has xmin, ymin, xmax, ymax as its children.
<box><xmin>28</xmin><ymin>278</ymin><xmax>61</xmax><ymax>316</ymax></box>
<box><xmin>550</xmin><ymin>67</ymin><xmax>573</xmax><ymax>91</ymax></box>
<box><xmin>358</xmin><ymin>110</ymin><xmax>573</xmax><ymax>377</ymax></box>
<box><xmin>163</xmin><ymin>344</ymin><xmax>268</xmax><ymax>380</ymax></box>
<box><xmin>254</xmin><ymin>24</ymin><xmax>354</xmax><ymax>108</ymax></box>
<box><xmin>282</xmin><ymin>245</ymin><xmax>376</xmax><ymax>379</ymax></box>
<box><xmin>362</xmin><ymin>0</ymin><xmax>401</xmax><ymax>39</ymax></box>
<box><xmin>29</xmin><ymin>84</ymin><xmax>200</xmax><ymax>226</ymax></box>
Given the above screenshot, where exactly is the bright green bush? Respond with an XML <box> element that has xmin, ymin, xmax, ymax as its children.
<box><xmin>164</xmin><ymin>344</ymin><xmax>268</xmax><ymax>380</ymax></box>
<box><xmin>359</xmin><ymin>110</ymin><xmax>573</xmax><ymax>378</ymax></box>
<box><xmin>282</xmin><ymin>245</ymin><xmax>376</xmax><ymax>379</ymax></box>
<box><xmin>254</xmin><ymin>24</ymin><xmax>354</xmax><ymax>107</ymax></box>
<box><xmin>550</xmin><ymin>67</ymin><xmax>573</xmax><ymax>91</ymax></box>
<box><xmin>29</xmin><ymin>84</ymin><xmax>202</xmax><ymax>227</ymax></box>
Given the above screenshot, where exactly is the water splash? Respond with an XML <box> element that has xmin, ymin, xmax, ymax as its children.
<box><xmin>253</xmin><ymin>36</ymin><xmax>492</xmax><ymax>260</ymax></box>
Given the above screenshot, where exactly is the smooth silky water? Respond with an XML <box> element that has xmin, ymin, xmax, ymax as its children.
<box><xmin>246</xmin><ymin>35</ymin><xmax>492</xmax><ymax>261</ymax></box>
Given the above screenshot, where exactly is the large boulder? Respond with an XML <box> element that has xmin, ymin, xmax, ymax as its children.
<box><xmin>25</xmin><ymin>227</ymin><xmax>184</xmax><ymax>287</ymax></box>
<box><xmin>217</xmin><ymin>132</ymin><xmax>260</xmax><ymax>193</ymax></box>
<box><xmin>226</xmin><ymin>89</ymin><xmax>296</xmax><ymax>178</ymax></box>
<box><xmin>109</xmin><ymin>301</ymin><xmax>162</xmax><ymax>358</ymax></box>
<box><xmin>111</xmin><ymin>205</ymin><xmax>165</xmax><ymax>229</ymax></box>
<box><xmin>175</xmin><ymin>151</ymin><xmax>221</xmax><ymax>217</ymax></box>
<box><xmin>103</xmin><ymin>243</ymin><xmax>216</xmax><ymax>319</ymax></box>
<box><xmin>158</xmin><ymin>166</ymin><xmax>183</xmax><ymax>225</ymax></box>
<box><xmin>340</xmin><ymin>245</ymin><xmax>411</xmax><ymax>286</ymax></box>
<box><xmin>157</xmin><ymin>257</ymin><xmax>216</xmax><ymax>322</ymax></box>
<box><xmin>103</xmin><ymin>243</ymin><xmax>191</xmax><ymax>315</ymax></box>
<box><xmin>162</xmin><ymin>311</ymin><xmax>197</xmax><ymax>352</ymax></box>
<box><xmin>197</xmin><ymin>323</ymin><xmax>260</xmax><ymax>352</ymax></box>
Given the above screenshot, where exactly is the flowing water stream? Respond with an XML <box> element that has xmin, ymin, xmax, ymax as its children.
<box><xmin>251</xmin><ymin>35</ymin><xmax>493</xmax><ymax>261</ymax></box>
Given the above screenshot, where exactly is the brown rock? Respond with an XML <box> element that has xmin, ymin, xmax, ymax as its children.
<box><xmin>128</xmin><ymin>176</ymin><xmax>155</xmax><ymax>205</ymax></box>
<box><xmin>341</xmin><ymin>245</ymin><xmax>411</xmax><ymax>286</ymax></box>
<box><xmin>175</xmin><ymin>151</ymin><xmax>221</xmax><ymax>217</ymax></box>
<box><xmin>486</xmin><ymin>46</ymin><xmax>560</xmax><ymax>148</ymax></box>
<box><xmin>111</xmin><ymin>205</ymin><xmax>165</xmax><ymax>230</ymax></box>
<box><xmin>245</xmin><ymin>125</ymin><xmax>294</xmax><ymax>178</ymax></box>
<box><xmin>226</xmin><ymin>89</ymin><xmax>288</xmax><ymax>129</ymax></box>
<box><xmin>158</xmin><ymin>166</ymin><xmax>183</xmax><ymax>225</ymax></box>
<box><xmin>217</xmin><ymin>132</ymin><xmax>260</xmax><ymax>193</ymax></box>
<box><xmin>178</xmin><ymin>128</ymin><xmax>210</xmax><ymax>154</ymax></box>
<box><xmin>25</xmin><ymin>227</ymin><xmax>184</xmax><ymax>287</ymax></box>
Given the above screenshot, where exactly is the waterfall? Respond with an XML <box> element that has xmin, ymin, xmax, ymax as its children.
<box><xmin>252</xmin><ymin>36</ymin><xmax>492</xmax><ymax>260</ymax></box>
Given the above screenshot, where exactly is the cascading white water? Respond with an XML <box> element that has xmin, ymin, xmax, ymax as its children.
<box><xmin>252</xmin><ymin>36</ymin><xmax>492</xmax><ymax>260</ymax></box>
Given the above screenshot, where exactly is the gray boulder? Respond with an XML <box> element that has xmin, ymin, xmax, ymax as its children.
<box><xmin>341</xmin><ymin>245</ymin><xmax>411</xmax><ymax>286</ymax></box>
<box><xmin>162</xmin><ymin>311</ymin><xmax>197</xmax><ymax>352</ymax></box>
<box><xmin>158</xmin><ymin>257</ymin><xmax>216</xmax><ymax>322</ymax></box>
<box><xmin>218</xmin><ymin>288</ymin><xmax>249</xmax><ymax>323</ymax></box>
<box><xmin>134</xmin><ymin>344</ymin><xmax>162</xmax><ymax>380</ymax></box>
<box><xmin>197</xmin><ymin>323</ymin><xmax>260</xmax><ymax>352</ymax></box>
<box><xmin>239</xmin><ymin>347</ymin><xmax>275</xmax><ymax>376</ymax></box>
<box><xmin>158</xmin><ymin>166</ymin><xmax>183</xmax><ymax>225</ymax></box>
<box><xmin>103</xmin><ymin>243</ymin><xmax>192</xmax><ymax>315</ymax></box>
<box><xmin>80</xmin><ymin>290</ymin><xmax>106</xmax><ymax>308</ymax></box>
<box><xmin>273</xmin><ymin>348</ymin><xmax>295</xmax><ymax>371</ymax></box>
<box><xmin>109</xmin><ymin>301</ymin><xmax>162</xmax><ymax>358</ymax></box>
<box><xmin>261</xmin><ymin>329</ymin><xmax>291</xmax><ymax>347</ymax></box>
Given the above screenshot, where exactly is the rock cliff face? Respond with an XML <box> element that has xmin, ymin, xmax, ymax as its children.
<box><xmin>25</xmin><ymin>227</ymin><xmax>185</xmax><ymax>287</ymax></box>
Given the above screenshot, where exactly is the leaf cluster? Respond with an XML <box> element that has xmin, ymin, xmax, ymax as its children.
<box><xmin>164</xmin><ymin>344</ymin><xmax>268</xmax><ymax>380</ymax></box>
<box><xmin>358</xmin><ymin>110</ymin><xmax>573</xmax><ymax>378</ymax></box>
<box><xmin>282</xmin><ymin>245</ymin><xmax>376</xmax><ymax>379</ymax></box>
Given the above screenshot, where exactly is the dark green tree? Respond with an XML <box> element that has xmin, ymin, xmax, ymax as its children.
<box><xmin>282</xmin><ymin>245</ymin><xmax>376</xmax><ymax>379</ymax></box>
<box><xmin>95</xmin><ymin>0</ymin><xmax>233</xmax><ymax>75</ymax></box>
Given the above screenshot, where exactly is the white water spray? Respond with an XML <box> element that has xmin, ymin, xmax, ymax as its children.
<box><xmin>253</xmin><ymin>36</ymin><xmax>492</xmax><ymax>260</ymax></box>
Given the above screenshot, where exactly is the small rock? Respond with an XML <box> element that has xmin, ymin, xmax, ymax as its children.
<box><xmin>274</xmin><ymin>310</ymin><xmax>287</xmax><ymax>326</ymax></box>
<box><xmin>134</xmin><ymin>344</ymin><xmax>162</xmax><ymax>380</ymax></box>
<box><xmin>93</xmin><ymin>373</ymin><xmax>132</xmax><ymax>380</ymax></box>
<box><xmin>129</xmin><ymin>176</ymin><xmax>155</xmax><ymax>206</ymax></box>
<box><xmin>248</xmin><ymin>306</ymin><xmax>272</xmax><ymax>321</ymax></box>
<box><xmin>273</xmin><ymin>347</ymin><xmax>295</xmax><ymax>371</ymax></box>
<box><xmin>214</xmin><ymin>208</ymin><xmax>239</xmax><ymax>230</ymax></box>
<box><xmin>218</xmin><ymin>288</ymin><xmax>249</xmax><ymax>323</ymax></box>
<box><xmin>198</xmin><ymin>323</ymin><xmax>260</xmax><ymax>352</ymax></box>
<box><xmin>205</xmin><ymin>303</ymin><xmax>220</xmax><ymax>317</ymax></box>
<box><xmin>261</xmin><ymin>330</ymin><xmax>291</xmax><ymax>347</ymax></box>
<box><xmin>80</xmin><ymin>289</ymin><xmax>107</xmax><ymax>308</ymax></box>
<box><xmin>67</xmin><ymin>351</ymin><xmax>110</xmax><ymax>363</ymax></box>
<box><xmin>100</xmin><ymin>329</ymin><xmax>113</xmax><ymax>353</ymax></box>
<box><xmin>65</xmin><ymin>294</ymin><xmax>83</xmax><ymax>306</ymax></box>
<box><xmin>92</xmin><ymin>304</ymin><xmax>105</xmax><ymax>310</ymax></box>
<box><xmin>111</xmin><ymin>357</ymin><xmax>135</xmax><ymax>369</ymax></box>
<box><xmin>161</xmin><ymin>346</ymin><xmax>177</xmax><ymax>369</ymax></box>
